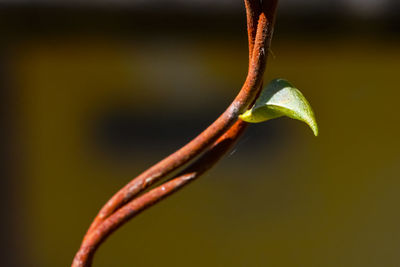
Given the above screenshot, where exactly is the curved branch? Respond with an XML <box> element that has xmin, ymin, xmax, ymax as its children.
<box><xmin>72</xmin><ymin>1</ymin><xmax>279</xmax><ymax>266</ymax></box>
<box><xmin>86</xmin><ymin>1</ymin><xmax>271</xmax><ymax>233</ymax></box>
<box><xmin>84</xmin><ymin>0</ymin><xmax>264</xmax><ymax>245</ymax></box>
<box><xmin>72</xmin><ymin>122</ymin><xmax>247</xmax><ymax>267</ymax></box>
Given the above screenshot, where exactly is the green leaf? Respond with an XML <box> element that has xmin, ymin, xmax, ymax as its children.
<box><xmin>239</xmin><ymin>79</ymin><xmax>318</xmax><ymax>136</ymax></box>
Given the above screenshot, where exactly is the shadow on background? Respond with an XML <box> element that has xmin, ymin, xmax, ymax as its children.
<box><xmin>1</xmin><ymin>1</ymin><xmax>400</xmax><ymax>266</ymax></box>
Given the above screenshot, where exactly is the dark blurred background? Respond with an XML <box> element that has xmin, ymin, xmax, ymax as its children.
<box><xmin>1</xmin><ymin>1</ymin><xmax>399</xmax><ymax>266</ymax></box>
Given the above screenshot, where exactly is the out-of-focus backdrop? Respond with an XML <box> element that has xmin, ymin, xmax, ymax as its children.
<box><xmin>1</xmin><ymin>1</ymin><xmax>399</xmax><ymax>266</ymax></box>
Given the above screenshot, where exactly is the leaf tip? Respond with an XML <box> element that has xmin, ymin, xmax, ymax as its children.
<box><xmin>308</xmin><ymin>119</ymin><xmax>319</xmax><ymax>137</ymax></box>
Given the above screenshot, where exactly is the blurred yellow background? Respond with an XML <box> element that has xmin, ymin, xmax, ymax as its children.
<box><xmin>1</xmin><ymin>1</ymin><xmax>400</xmax><ymax>266</ymax></box>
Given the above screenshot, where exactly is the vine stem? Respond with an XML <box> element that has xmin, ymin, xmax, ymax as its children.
<box><xmin>72</xmin><ymin>1</ymin><xmax>278</xmax><ymax>266</ymax></box>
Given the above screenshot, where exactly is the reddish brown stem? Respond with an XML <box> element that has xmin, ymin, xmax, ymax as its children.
<box><xmin>87</xmin><ymin>2</ymin><xmax>271</xmax><ymax>234</ymax></box>
<box><xmin>72</xmin><ymin>174</ymin><xmax>196</xmax><ymax>267</ymax></box>
<box><xmin>84</xmin><ymin>0</ymin><xmax>265</xmax><ymax>243</ymax></box>
<box><xmin>72</xmin><ymin>1</ymin><xmax>279</xmax><ymax>266</ymax></box>
<box><xmin>245</xmin><ymin>0</ymin><xmax>262</xmax><ymax>60</ymax></box>
<box><xmin>73</xmin><ymin>122</ymin><xmax>248</xmax><ymax>267</ymax></box>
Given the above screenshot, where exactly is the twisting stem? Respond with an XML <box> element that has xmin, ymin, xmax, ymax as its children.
<box><xmin>87</xmin><ymin>0</ymin><xmax>270</xmax><ymax>234</ymax></box>
<box><xmin>72</xmin><ymin>1</ymin><xmax>278</xmax><ymax>266</ymax></box>
<box><xmin>73</xmin><ymin>123</ymin><xmax>248</xmax><ymax>267</ymax></box>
